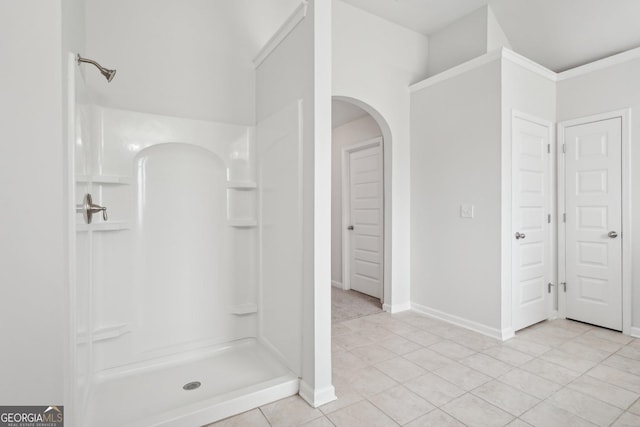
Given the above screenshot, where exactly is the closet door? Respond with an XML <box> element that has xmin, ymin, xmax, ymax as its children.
<box><xmin>563</xmin><ymin>117</ymin><xmax>622</xmax><ymax>331</ymax></box>
<box><xmin>512</xmin><ymin>115</ymin><xmax>552</xmax><ymax>331</ymax></box>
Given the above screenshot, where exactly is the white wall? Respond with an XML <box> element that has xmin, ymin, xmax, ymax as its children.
<box><xmin>557</xmin><ymin>57</ymin><xmax>640</xmax><ymax>329</ymax></box>
<box><xmin>410</xmin><ymin>59</ymin><xmax>503</xmax><ymax>332</ymax></box>
<box><xmin>410</xmin><ymin>53</ymin><xmax>556</xmax><ymax>337</ymax></box>
<box><xmin>427</xmin><ymin>6</ymin><xmax>488</xmax><ymax>76</ymax></box>
<box><xmin>62</xmin><ymin>0</ymin><xmax>85</xmax><ymax>56</ymax></box>
<box><xmin>486</xmin><ymin>6</ymin><xmax>512</xmax><ymax>52</ymax></box>
<box><xmin>256</xmin><ymin>0</ymin><xmax>335</xmax><ymax>406</ymax></box>
<box><xmin>427</xmin><ymin>5</ymin><xmax>512</xmax><ymax>77</ymax></box>
<box><xmin>333</xmin><ymin>0</ymin><xmax>429</xmax><ymax>311</ymax></box>
<box><xmin>84</xmin><ymin>0</ymin><xmax>297</xmax><ymax>125</ymax></box>
<box><xmin>0</xmin><ymin>1</ymin><xmax>66</xmax><ymax>405</ymax></box>
<box><xmin>331</xmin><ymin>115</ymin><xmax>382</xmax><ymax>285</ymax></box>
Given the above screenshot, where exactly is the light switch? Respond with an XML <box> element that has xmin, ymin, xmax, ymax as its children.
<box><xmin>461</xmin><ymin>204</ymin><xmax>474</xmax><ymax>219</ymax></box>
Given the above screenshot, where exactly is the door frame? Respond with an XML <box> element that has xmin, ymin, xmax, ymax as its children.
<box><xmin>511</xmin><ymin>110</ymin><xmax>556</xmax><ymax>330</ymax></box>
<box><xmin>557</xmin><ymin>109</ymin><xmax>632</xmax><ymax>334</ymax></box>
<box><xmin>341</xmin><ymin>137</ymin><xmax>384</xmax><ymax>301</ymax></box>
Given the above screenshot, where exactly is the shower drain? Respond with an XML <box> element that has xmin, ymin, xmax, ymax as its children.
<box><xmin>183</xmin><ymin>381</ymin><xmax>201</xmax><ymax>391</ymax></box>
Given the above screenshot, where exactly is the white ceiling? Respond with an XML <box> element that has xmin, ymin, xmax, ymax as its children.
<box><xmin>490</xmin><ymin>0</ymin><xmax>640</xmax><ymax>71</ymax></box>
<box><xmin>340</xmin><ymin>0</ymin><xmax>640</xmax><ymax>72</ymax></box>
<box><xmin>340</xmin><ymin>0</ymin><xmax>488</xmax><ymax>35</ymax></box>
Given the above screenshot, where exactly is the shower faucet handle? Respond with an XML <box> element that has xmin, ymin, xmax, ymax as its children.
<box><xmin>77</xmin><ymin>193</ymin><xmax>108</xmax><ymax>224</ymax></box>
<box><xmin>91</xmin><ymin>203</ymin><xmax>108</xmax><ymax>221</ymax></box>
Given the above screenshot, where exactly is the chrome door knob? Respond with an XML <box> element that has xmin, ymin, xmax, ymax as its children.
<box><xmin>515</xmin><ymin>232</ymin><xmax>526</xmax><ymax>240</ymax></box>
<box><xmin>608</xmin><ymin>231</ymin><xmax>618</xmax><ymax>238</ymax></box>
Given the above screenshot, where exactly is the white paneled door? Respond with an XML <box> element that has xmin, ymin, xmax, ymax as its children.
<box><xmin>512</xmin><ymin>115</ymin><xmax>552</xmax><ymax>331</ymax></box>
<box><xmin>563</xmin><ymin>117</ymin><xmax>622</xmax><ymax>331</ymax></box>
<box><xmin>345</xmin><ymin>139</ymin><xmax>384</xmax><ymax>300</ymax></box>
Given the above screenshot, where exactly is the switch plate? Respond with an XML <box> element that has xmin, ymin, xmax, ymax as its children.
<box><xmin>461</xmin><ymin>204</ymin><xmax>474</xmax><ymax>219</ymax></box>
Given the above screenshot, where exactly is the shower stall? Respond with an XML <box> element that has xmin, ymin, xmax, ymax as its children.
<box><xmin>67</xmin><ymin>1</ymin><xmax>332</xmax><ymax>425</ymax></box>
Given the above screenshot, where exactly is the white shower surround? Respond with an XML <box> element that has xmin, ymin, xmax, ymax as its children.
<box><xmin>77</xmin><ymin>104</ymin><xmax>261</xmax><ymax>366</ymax></box>
<box><xmin>72</xmin><ymin>101</ymin><xmax>304</xmax><ymax>425</ymax></box>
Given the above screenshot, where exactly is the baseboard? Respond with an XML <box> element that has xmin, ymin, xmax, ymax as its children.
<box><xmin>629</xmin><ymin>327</ymin><xmax>640</xmax><ymax>339</ymax></box>
<box><xmin>500</xmin><ymin>328</ymin><xmax>515</xmax><ymax>341</ymax></box>
<box><xmin>331</xmin><ymin>280</ymin><xmax>342</xmax><ymax>289</ymax></box>
<box><xmin>383</xmin><ymin>302</ymin><xmax>411</xmax><ymax>314</ymax></box>
<box><xmin>411</xmin><ymin>302</ymin><xmax>511</xmax><ymax>341</ymax></box>
<box><xmin>298</xmin><ymin>381</ymin><xmax>336</xmax><ymax>408</ymax></box>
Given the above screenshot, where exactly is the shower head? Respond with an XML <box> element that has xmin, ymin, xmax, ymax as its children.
<box><xmin>77</xmin><ymin>54</ymin><xmax>117</xmax><ymax>82</ymax></box>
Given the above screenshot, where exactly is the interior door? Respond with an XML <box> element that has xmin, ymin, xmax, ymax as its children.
<box><xmin>347</xmin><ymin>140</ymin><xmax>383</xmax><ymax>299</ymax></box>
<box><xmin>564</xmin><ymin>117</ymin><xmax>622</xmax><ymax>331</ymax></box>
<box><xmin>512</xmin><ymin>115</ymin><xmax>552</xmax><ymax>331</ymax></box>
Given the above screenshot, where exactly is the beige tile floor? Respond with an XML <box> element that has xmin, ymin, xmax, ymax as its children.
<box><xmin>207</xmin><ymin>302</ymin><xmax>640</xmax><ymax>426</ymax></box>
<box><xmin>331</xmin><ymin>288</ymin><xmax>383</xmax><ymax>323</ymax></box>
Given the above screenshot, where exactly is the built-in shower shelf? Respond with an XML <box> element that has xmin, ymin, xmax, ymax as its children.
<box><xmin>76</xmin><ymin>323</ymin><xmax>131</xmax><ymax>344</ymax></box>
<box><xmin>76</xmin><ymin>221</ymin><xmax>131</xmax><ymax>232</ymax></box>
<box><xmin>226</xmin><ymin>180</ymin><xmax>257</xmax><ymax>190</ymax></box>
<box><xmin>93</xmin><ymin>324</ymin><xmax>132</xmax><ymax>342</ymax></box>
<box><xmin>76</xmin><ymin>174</ymin><xmax>131</xmax><ymax>185</ymax></box>
<box><xmin>228</xmin><ymin>219</ymin><xmax>257</xmax><ymax>228</ymax></box>
<box><xmin>230</xmin><ymin>304</ymin><xmax>258</xmax><ymax>315</ymax></box>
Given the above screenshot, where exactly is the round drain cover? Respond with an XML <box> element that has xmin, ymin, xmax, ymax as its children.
<box><xmin>183</xmin><ymin>381</ymin><xmax>201</xmax><ymax>391</ymax></box>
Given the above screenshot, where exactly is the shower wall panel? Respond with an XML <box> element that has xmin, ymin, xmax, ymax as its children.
<box><xmin>134</xmin><ymin>143</ymin><xmax>229</xmax><ymax>353</ymax></box>
<box><xmin>72</xmin><ymin>66</ymin><xmax>93</xmax><ymax>418</ymax></box>
<box><xmin>258</xmin><ymin>100</ymin><xmax>303</xmax><ymax>374</ymax></box>
<box><xmin>80</xmin><ymin>106</ymin><xmax>258</xmax><ymax>372</ymax></box>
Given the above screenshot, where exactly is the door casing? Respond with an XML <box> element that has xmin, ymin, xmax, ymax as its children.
<box><xmin>557</xmin><ymin>109</ymin><xmax>632</xmax><ymax>334</ymax></box>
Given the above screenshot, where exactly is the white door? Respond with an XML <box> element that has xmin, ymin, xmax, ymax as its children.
<box><xmin>345</xmin><ymin>139</ymin><xmax>384</xmax><ymax>299</ymax></box>
<box><xmin>512</xmin><ymin>115</ymin><xmax>552</xmax><ymax>331</ymax></box>
<box><xmin>563</xmin><ymin>117</ymin><xmax>622</xmax><ymax>331</ymax></box>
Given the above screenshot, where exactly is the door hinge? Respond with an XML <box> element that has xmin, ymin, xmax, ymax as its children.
<box><xmin>563</xmin><ymin>213</ymin><xmax>566</xmax><ymax>223</ymax></box>
<box><xmin>548</xmin><ymin>214</ymin><xmax>551</xmax><ymax>224</ymax></box>
<box><xmin>548</xmin><ymin>282</ymin><xmax>556</xmax><ymax>293</ymax></box>
<box><xmin>562</xmin><ymin>143</ymin><xmax>566</xmax><ymax>153</ymax></box>
<box><xmin>547</xmin><ymin>144</ymin><xmax>551</xmax><ymax>154</ymax></box>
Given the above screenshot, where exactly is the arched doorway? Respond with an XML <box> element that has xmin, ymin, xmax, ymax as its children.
<box><xmin>331</xmin><ymin>96</ymin><xmax>393</xmax><ymax>322</ymax></box>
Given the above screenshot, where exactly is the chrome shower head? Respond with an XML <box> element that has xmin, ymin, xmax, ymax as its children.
<box><xmin>100</xmin><ymin>67</ymin><xmax>117</xmax><ymax>82</ymax></box>
<box><xmin>77</xmin><ymin>54</ymin><xmax>117</xmax><ymax>82</ymax></box>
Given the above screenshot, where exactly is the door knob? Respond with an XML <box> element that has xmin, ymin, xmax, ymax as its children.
<box><xmin>515</xmin><ymin>232</ymin><xmax>526</xmax><ymax>240</ymax></box>
<box><xmin>347</xmin><ymin>225</ymin><xmax>354</xmax><ymax>230</ymax></box>
<box><xmin>76</xmin><ymin>193</ymin><xmax>108</xmax><ymax>224</ymax></box>
<box><xmin>608</xmin><ymin>231</ymin><xmax>618</xmax><ymax>238</ymax></box>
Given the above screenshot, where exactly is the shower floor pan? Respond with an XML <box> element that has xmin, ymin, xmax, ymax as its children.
<box><xmin>85</xmin><ymin>338</ymin><xmax>299</xmax><ymax>427</ymax></box>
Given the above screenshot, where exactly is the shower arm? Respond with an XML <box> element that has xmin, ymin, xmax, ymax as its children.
<box><xmin>77</xmin><ymin>54</ymin><xmax>117</xmax><ymax>82</ymax></box>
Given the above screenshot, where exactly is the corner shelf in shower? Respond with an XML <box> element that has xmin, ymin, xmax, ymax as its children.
<box><xmin>76</xmin><ymin>174</ymin><xmax>131</xmax><ymax>185</ymax></box>
<box><xmin>228</xmin><ymin>219</ymin><xmax>257</xmax><ymax>228</ymax></box>
<box><xmin>226</xmin><ymin>180</ymin><xmax>257</xmax><ymax>190</ymax></box>
<box><xmin>76</xmin><ymin>221</ymin><xmax>131</xmax><ymax>232</ymax></box>
<box><xmin>227</xmin><ymin>180</ymin><xmax>257</xmax><ymax>227</ymax></box>
<box><xmin>230</xmin><ymin>303</ymin><xmax>258</xmax><ymax>315</ymax></box>
<box><xmin>76</xmin><ymin>323</ymin><xmax>131</xmax><ymax>344</ymax></box>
